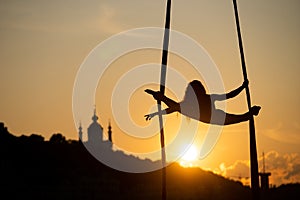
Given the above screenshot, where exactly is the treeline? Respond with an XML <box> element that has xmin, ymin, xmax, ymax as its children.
<box><xmin>0</xmin><ymin>122</ymin><xmax>299</xmax><ymax>200</ymax></box>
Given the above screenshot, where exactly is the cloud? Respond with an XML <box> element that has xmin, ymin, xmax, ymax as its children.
<box><xmin>0</xmin><ymin>1</ymin><xmax>107</xmax><ymax>34</ymax></box>
<box><xmin>262</xmin><ymin>151</ymin><xmax>300</xmax><ymax>186</ymax></box>
<box><xmin>263</xmin><ymin>122</ymin><xmax>300</xmax><ymax>144</ymax></box>
<box><xmin>98</xmin><ymin>4</ymin><xmax>124</xmax><ymax>34</ymax></box>
<box><xmin>226</xmin><ymin>160</ymin><xmax>250</xmax><ymax>177</ymax></box>
<box><xmin>216</xmin><ymin>151</ymin><xmax>300</xmax><ymax>186</ymax></box>
<box><xmin>216</xmin><ymin>160</ymin><xmax>250</xmax><ymax>185</ymax></box>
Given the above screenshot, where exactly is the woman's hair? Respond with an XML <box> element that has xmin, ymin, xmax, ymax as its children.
<box><xmin>190</xmin><ymin>80</ymin><xmax>206</xmax><ymax>94</ymax></box>
<box><xmin>183</xmin><ymin>80</ymin><xmax>206</xmax><ymax>102</ymax></box>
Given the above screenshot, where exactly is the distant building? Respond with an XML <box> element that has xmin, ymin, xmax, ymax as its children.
<box><xmin>78</xmin><ymin>122</ymin><xmax>83</xmax><ymax>142</ymax></box>
<box><xmin>108</xmin><ymin>120</ymin><xmax>112</xmax><ymax>143</ymax></box>
<box><xmin>259</xmin><ymin>152</ymin><xmax>271</xmax><ymax>190</ymax></box>
<box><xmin>78</xmin><ymin>107</ymin><xmax>113</xmax><ymax>149</ymax></box>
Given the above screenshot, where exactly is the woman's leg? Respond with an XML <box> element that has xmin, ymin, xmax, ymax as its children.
<box><xmin>210</xmin><ymin>106</ymin><xmax>260</xmax><ymax>125</ymax></box>
<box><xmin>145</xmin><ymin>89</ymin><xmax>180</xmax><ymax>111</ymax></box>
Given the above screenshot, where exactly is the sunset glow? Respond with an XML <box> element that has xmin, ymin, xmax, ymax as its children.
<box><xmin>179</xmin><ymin>145</ymin><xmax>199</xmax><ymax>168</ymax></box>
<box><xmin>0</xmin><ymin>0</ymin><xmax>299</xmax><ymax>187</ymax></box>
<box><xmin>182</xmin><ymin>145</ymin><xmax>199</xmax><ymax>162</ymax></box>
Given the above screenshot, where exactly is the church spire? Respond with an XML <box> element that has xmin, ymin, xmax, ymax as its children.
<box><xmin>78</xmin><ymin>121</ymin><xmax>83</xmax><ymax>142</ymax></box>
<box><xmin>92</xmin><ymin>105</ymin><xmax>99</xmax><ymax>122</ymax></box>
<box><xmin>108</xmin><ymin>120</ymin><xmax>112</xmax><ymax>143</ymax></box>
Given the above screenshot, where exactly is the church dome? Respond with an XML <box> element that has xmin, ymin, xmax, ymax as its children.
<box><xmin>87</xmin><ymin>108</ymin><xmax>103</xmax><ymax>143</ymax></box>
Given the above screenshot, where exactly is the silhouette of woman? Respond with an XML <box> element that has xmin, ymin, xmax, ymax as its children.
<box><xmin>144</xmin><ymin>80</ymin><xmax>261</xmax><ymax>125</ymax></box>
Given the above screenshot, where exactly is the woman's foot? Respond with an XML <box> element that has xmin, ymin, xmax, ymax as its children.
<box><xmin>145</xmin><ymin>89</ymin><xmax>164</xmax><ymax>101</ymax></box>
<box><xmin>250</xmin><ymin>106</ymin><xmax>261</xmax><ymax>116</ymax></box>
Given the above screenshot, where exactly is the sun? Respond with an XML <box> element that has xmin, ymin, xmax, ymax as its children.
<box><xmin>180</xmin><ymin>145</ymin><xmax>199</xmax><ymax>167</ymax></box>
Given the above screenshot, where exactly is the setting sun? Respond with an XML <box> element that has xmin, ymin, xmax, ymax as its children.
<box><xmin>181</xmin><ymin>145</ymin><xmax>199</xmax><ymax>162</ymax></box>
<box><xmin>180</xmin><ymin>145</ymin><xmax>199</xmax><ymax>167</ymax></box>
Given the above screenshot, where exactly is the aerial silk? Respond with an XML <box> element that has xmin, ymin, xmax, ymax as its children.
<box><xmin>156</xmin><ymin>1</ymin><xmax>259</xmax><ymax>200</ymax></box>
<box><xmin>157</xmin><ymin>1</ymin><xmax>171</xmax><ymax>200</ymax></box>
<box><xmin>232</xmin><ymin>0</ymin><xmax>260</xmax><ymax>199</ymax></box>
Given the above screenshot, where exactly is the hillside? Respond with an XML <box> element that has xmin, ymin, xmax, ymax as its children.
<box><xmin>0</xmin><ymin>122</ymin><xmax>299</xmax><ymax>200</ymax></box>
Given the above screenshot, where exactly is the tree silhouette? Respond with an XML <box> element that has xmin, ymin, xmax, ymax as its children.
<box><xmin>49</xmin><ymin>133</ymin><xmax>66</xmax><ymax>144</ymax></box>
<box><xmin>29</xmin><ymin>134</ymin><xmax>44</xmax><ymax>142</ymax></box>
<box><xmin>1</xmin><ymin>122</ymin><xmax>299</xmax><ymax>200</ymax></box>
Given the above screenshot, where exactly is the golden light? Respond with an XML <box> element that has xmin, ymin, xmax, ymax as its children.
<box><xmin>180</xmin><ymin>145</ymin><xmax>199</xmax><ymax>168</ymax></box>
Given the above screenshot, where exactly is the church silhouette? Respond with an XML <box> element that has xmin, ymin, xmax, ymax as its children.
<box><xmin>78</xmin><ymin>107</ymin><xmax>113</xmax><ymax>150</ymax></box>
<box><xmin>76</xmin><ymin>107</ymin><xmax>162</xmax><ymax>173</ymax></box>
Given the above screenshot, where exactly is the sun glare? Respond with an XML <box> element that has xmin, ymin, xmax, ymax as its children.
<box><xmin>181</xmin><ymin>145</ymin><xmax>199</xmax><ymax>162</ymax></box>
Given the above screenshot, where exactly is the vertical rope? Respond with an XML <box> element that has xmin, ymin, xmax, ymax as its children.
<box><xmin>158</xmin><ymin>1</ymin><xmax>171</xmax><ymax>200</ymax></box>
<box><xmin>232</xmin><ymin>1</ymin><xmax>260</xmax><ymax>199</ymax></box>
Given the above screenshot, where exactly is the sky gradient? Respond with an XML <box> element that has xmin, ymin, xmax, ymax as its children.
<box><xmin>0</xmin><ymin>0</ymin><xmax>299</xmax><ymax>186</ymax></box>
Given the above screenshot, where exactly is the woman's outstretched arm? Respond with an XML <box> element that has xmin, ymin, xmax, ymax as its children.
<box><xmin>211</xmin><ymin>80</ymin><xmax>248</xmax><ymax>101</ymax></box>
<box><xmin>144</xmin><ymin>89</ymin><xmax>181</xmax><ymax>121</ymax></box>
<box><xmin>144</xmin><ymin>107</ymin><xmax>178</xmax><ymax>121</ymax></box>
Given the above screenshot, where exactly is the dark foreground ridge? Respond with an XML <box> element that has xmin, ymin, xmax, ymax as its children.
<box><xmin>0</xmin><ymin>122</ymin><xmax>299</xmax><ymax>200</ymax></box>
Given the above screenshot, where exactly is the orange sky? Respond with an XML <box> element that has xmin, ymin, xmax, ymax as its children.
<box><xmin>0</xmin><ymin>0</ymin><xmax>299</xmax><ymax>186</ymax></box>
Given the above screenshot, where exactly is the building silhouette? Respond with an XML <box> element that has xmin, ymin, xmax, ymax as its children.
<box><xmin>87</xmin><ymin>108</ymin><xmax>103</xmax><ymax>144</ymax></box>
<box><xmin>78</xmin><ymin>107</ymin><xmax>113</xmax><ymax>149</ymax></box>
<box><xmin>108</xmin><ymin>120</ymin><xmax>112</xmax><ymax>143</ymax></box>
<box><xmin>78</xmin><ymin>122</ymin><xmax>83</xmax><ymax>142</ymax></box>
<box><xmin>259</xmin><ymin>152</ymin><xmax>271</xmax><ymax>190</ymax></box>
